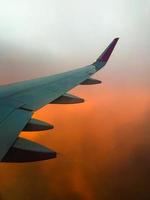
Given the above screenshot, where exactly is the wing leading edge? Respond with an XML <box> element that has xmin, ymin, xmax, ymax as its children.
<box><xmin>0</xmin><ymin>38</ymin><xmax>119</xmax><ymax>162</ymax></box>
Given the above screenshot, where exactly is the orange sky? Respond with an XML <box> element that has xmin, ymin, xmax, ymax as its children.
<box><xmin>0</xmin><ymin>0</ymin><xmax>149</xmax><ymax>199</ymax></box>
<box><xmin>4</xmin><ymin>85</ymin><xmax>147</xmax><ymax>200</ymax></box>
<box><xmin>0</xmin><ymin>55</ymin><xmax>149</xmax><ymax>200</ymax></box>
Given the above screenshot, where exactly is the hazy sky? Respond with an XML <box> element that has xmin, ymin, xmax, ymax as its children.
<box><xmin>0</xmin><ymin>0</ymin><xmax>149</xmax><ymax>84</ymax></box>
<box><xmin>0</xmin><ymin>1</ymin><xmax>150</xmax><ymax>200</ymax></box>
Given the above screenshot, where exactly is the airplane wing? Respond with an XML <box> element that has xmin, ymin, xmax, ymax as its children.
<box><xmin>0</xmin><ymin>38</ymin><xmax>119</xmax><ymax>162</ymax></box>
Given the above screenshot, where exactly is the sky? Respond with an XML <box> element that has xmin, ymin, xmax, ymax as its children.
<box><xmin>0</xmin><ymin>0</ymin><xmax>150</xmax><ymax>200</ymax></box>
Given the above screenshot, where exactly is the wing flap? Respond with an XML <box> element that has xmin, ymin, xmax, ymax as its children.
<box><xmin>0</xmin><ymin>99</ymin><xmax>24</xmax><ymax>122</ymax></box>
<box><xmin>0</xmin><ymin>107</ymin><xmax>32</xmax><ymax>160</ymax></box>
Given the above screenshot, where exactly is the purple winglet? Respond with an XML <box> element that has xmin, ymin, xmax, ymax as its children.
<box><xmin>97</xmin><ymin>38</ymin><xmax>119</xmax><ymax>62</ymax></box>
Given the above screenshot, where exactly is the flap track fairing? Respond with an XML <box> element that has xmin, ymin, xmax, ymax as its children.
<box><xmin>2</xmin><ymin>137</ymin><xmax>56</xmax><ymax>162</ymax></box>
<box><xmin>80</xmin><ymin>78</ymin><xmax>102</xmax><ymax>85</ymax></box>
<box><xmin>23</xmin><ymin>118</ymin><xmax>54</xmax><ymax>131</ymax></box>
<box><xmin>51</xmin><ymin>93</ymin><xmax>84</xmax><ymax>104</ymax></box>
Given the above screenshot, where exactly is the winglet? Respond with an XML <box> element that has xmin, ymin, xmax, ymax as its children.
<box><xmin>93</xmin><ymin>38</ymin><xmax>119</xmax><ymax>70</ymax></box>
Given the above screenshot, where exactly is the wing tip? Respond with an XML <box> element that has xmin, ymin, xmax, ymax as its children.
<box><xmin>114</xmin><ymin>37</ymin><xmax>120</xmax><ymax>41</ymax></box>
<box><xmin>98</xmin><ymin>37</ymin><xmax>119</xmax><ymax>62</ymax></box>
<box><xmin>93</xmin><ymin>37</ymin><xmax>119</xmax><ymax>70</ymax></box>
